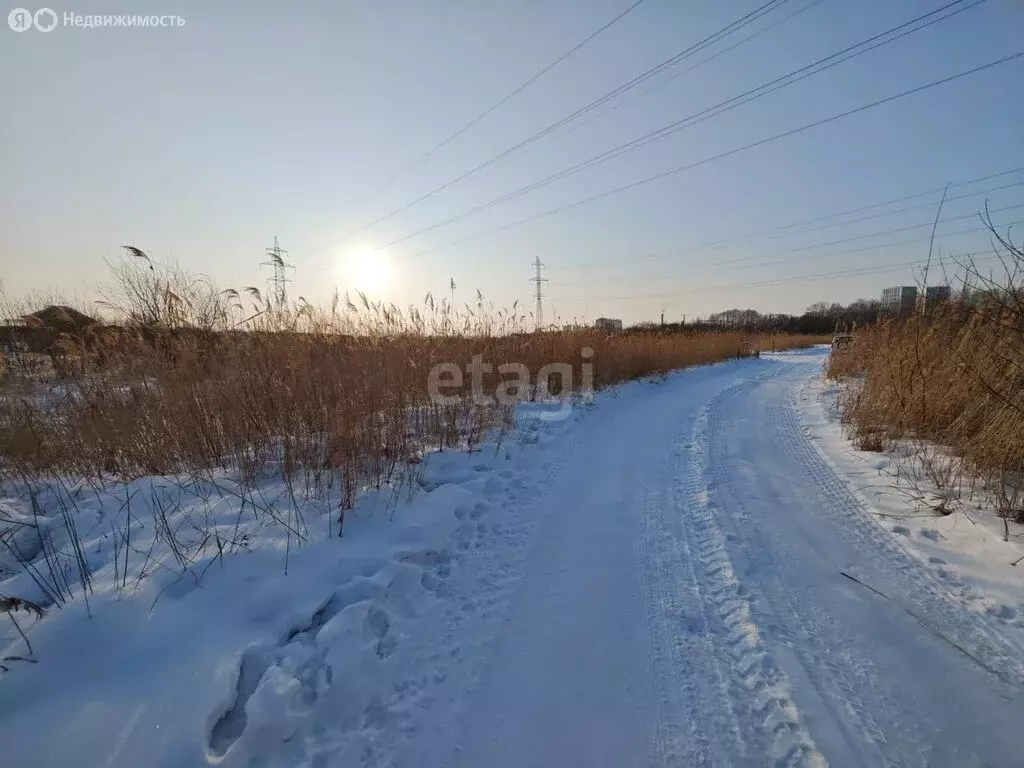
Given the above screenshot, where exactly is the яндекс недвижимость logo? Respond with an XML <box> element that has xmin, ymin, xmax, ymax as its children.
<box><xmin>8</xmin><ymin>7</ymin><xmax>57</xmax><ymax>32</ymax></box>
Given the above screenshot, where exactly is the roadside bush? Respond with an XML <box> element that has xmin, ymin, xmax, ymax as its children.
<box><xmin>827</xmin><ymin>213</ymin><xmax>1024</xmax><ymax>533</ymax></box>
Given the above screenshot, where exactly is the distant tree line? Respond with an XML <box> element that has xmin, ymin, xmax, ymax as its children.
<box><xmin>629</xmin><ymin>298</ymin><xmax>883</xmax><ymax>335</ymax></box>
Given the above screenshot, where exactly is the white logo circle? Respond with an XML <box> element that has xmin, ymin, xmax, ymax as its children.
<box><xmin>8</xmin><ymin>8</ymin><xmax>33</xmax><ymax>31</ymax></box>
<box><xmin>33</xmin><ymin>7</ymin><xmax>57</xmax><ymax>32</ymax></box>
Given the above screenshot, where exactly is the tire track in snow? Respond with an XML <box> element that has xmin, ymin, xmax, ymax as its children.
<box><xmin>775</xmin><ymin>386</ymin><xmax>1024</xmax><ymax>693</ymax></box>
<box><xmin>437</xmin><ymin>364</ymin><xmax>782</xmax><ymax>768</ymax></box>
<box><xmin>677</xmin><ymin>377</ymin><xmax>827</xmax><ymax>768</ymax></box>
<box><xmin>705</xmin><ymin>375</ymin><xmax>919</xmax><ymax>767</ymax></box>
<box><xmin>640</xmin><ymin>434</ymin><xmax>730</xmax><ymax>766</ymax></box>
<box><xmin>696</xmin><ymin>360</ymin><xmax>1024</xmax><ymax>767</ymax></box>
<box><xmin>670</xmin><ymin>439</ymin><xmax>747</xmax><ymax>763</ymax></box>
<box><xmin>638</xmin><ymin>368</ymin><xmax>786</xmax><ymax>766</ymax></box>
<box><xmin>796</xmin><ymin>376</ymin><xmax>1024</xmax><ymax>637</ymax></box>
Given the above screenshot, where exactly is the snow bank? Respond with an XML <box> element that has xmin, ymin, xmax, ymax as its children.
<box><xmin>0</xmin><ymin>478</ymin><xmax>469</xmax><ymax>765</ymax></box>
<box><xmin>0</xmin><ymin>371</ymin><xmax>593</xmax><ymax>766</ymax></box>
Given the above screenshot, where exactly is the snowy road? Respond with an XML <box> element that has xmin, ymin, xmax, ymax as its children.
<box><xmin>7</xmin><ymin>350</ymin><xmax>1022</xmax><ymax>768</ymax></box>
<box><xmin>393</xmin><ymin>350</ymin><xmax>1024</xmax><ymax>768</ymax></box>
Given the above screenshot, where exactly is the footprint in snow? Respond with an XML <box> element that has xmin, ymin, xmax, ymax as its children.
<box><xmin>365</xmin><ymin>607</ymin><xmax>398</xmax><ymax>659</ymax></box>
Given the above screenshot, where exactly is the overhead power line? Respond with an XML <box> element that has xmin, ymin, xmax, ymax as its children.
<box><xmin>559</xmin><ymin>246</ymin><xmax>1013</xmax><ymax>303</ymax></box>
<box><xmin>685</xmin><ymin>202</ymin><xmax>1024</xmax><ymax>269</ymax></box>
<box><xmin>549</xmin><ymin>214</ymin><xmax>1024</xmax><ymax>288</ymax></box>
<box><xmin>552</xmin><ymin>0</ymin><xmax>831</xmax><ymax>141</ymax></box>
<box><xmin>759</xmin><ymin>179</ymin><xmax>1024</xmax><ymax>241</ymax></box>
<box><xmin>405</xmin><ymin>50</ymin><xmax>1024</xmax><ymax>259</ymax></box>
<box><xmin>550</xmin><ymin>166</ymin><xmax>1024</xmax><ymax>273</ymax></box>
<box><xmin>557</xmin><ymin>176</ymin><xmax>1024</xmax><ymax>274</ymax></box>
<box><xmin>341</xmin><ymin>0</ymin><xmax>794</xmax><ymax>240</ymax></box>
<box><xmin>710</xmin><ymin>213</ymin><xmax>1023</xmax><ymax>272</ymax></box>
<box><xmin>359</xmin><ymin>0</ymin><xmax>653</xmax><ymax>199</ymax></box>
<box><xmin>379</xmin><ymin>0</ymin><xmax>989</xmax><ymax>249</ymax></box>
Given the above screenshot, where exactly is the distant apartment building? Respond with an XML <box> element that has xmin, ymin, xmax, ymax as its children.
<box><xmin>594</xmin><ymin>317</ymin><xmax>623</xmax><ymax>332</ymax></box>
<box><xmin>880</xmin><ymin>286</ymin><xmax>917</xmax><ymax>315</ymax></box>
<box><xmin>918</xmin><ymin>285</ymin><xmax>951</xmax><ymax>310</ymax></box>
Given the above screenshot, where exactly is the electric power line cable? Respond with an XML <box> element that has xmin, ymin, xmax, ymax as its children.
<box><xmin>359</xmin><ymin>0</ymin><xmax>654</xmax><ymax>199</ymax></box>
<box><xmin>377</xmin><ymin>0</ymin><xmax>989</xmax><ymax>249</ymax></box>
<box><xmin>686</xmin><ymin>202</ymin><xmax>1024</xmax><ymax>267</ymax></box>
<box><xmin>759</xmin><ymin>179</ymin><xmax>1023</xmax><ymax>241</ymax></box>
<box><xmin>553</xmin><ymin>0</ymin><xmax>831</xmax><ymax>140</ymax></box>
<box><xmin>339</xmin><ymin>0</ymin><xmax>794</xmax><ymax>241</ymax></box>
<box><xmin>403</xmin><ymin>51</ymin><xmax>1024</xmax><ymax>259</ymax></box>
<box><xmin>549</xmin><ymin>214</ymin><xmax>1024</xmax><ymax>287</ymax></box>
<box><xmin>559</xmin><ymin>245</ymin><xmax>1014</xmax><ymax>301</ymax></box>
<box><xmin>549</xmin><ymin>165</ymin><xmax>1024</xmax><ymax>272</ymax></box>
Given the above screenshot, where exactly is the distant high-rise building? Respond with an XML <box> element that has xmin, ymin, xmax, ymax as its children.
<box><xmin>881</xmin><ymin>286</ymin><xmax>917</xmax><ymax>315</ymax></box>
<box><xmin>926</xmin><ymin>285</ymin><xmax>951</xmax><ymax>305</ymax></box>
<box><xmin>916</xmin><ymin>285</ymin><xmax>951</xmax><ymax>312</ymax></box>
<box><xmin>594</xmin><ymin>317</ymin><xmax>623</xmax><ymax>332</ymax></box>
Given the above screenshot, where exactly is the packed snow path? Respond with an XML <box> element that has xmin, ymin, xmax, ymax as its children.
<box><xmin>395</xmin><ymin>351</ymin><xmax>1024</xmax><ymax>768</ymax></box>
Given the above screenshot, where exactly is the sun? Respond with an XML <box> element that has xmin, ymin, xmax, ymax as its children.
<box><xmin>341</xmin><ymin>245</ymin><xmax>393</xmax><ymax>295</ymax></box>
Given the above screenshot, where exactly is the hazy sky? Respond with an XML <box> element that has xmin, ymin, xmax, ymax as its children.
<box><xmin>2</xmin><ymin>0</ymin><xmax>1022</xmax><ymax>324</ymax></box>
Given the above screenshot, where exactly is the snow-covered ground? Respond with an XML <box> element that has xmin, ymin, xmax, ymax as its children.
<box><xmin>2</xmin><ymin>347</ymin><xmax>1023</xmax><ymax>767</ymax></box>
<box><xmin>796</xmin><ymin>371</ymin><xmax>1024</xmax><ymax>640</ymax></box>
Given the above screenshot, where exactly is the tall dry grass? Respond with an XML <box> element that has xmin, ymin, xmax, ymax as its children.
<box><xmin>0</xmin><ymin>253</ymin><xmax>828</xmax><ymax>626</ymax></box>
<box><xmin>827</xmin><ymin>214</ymin><xmax>1024</xmax><ymax>533</ymax></box>
<box><xmin>1</xmin><ymin>252</ymin><xmax>822</xmax><ymax>508</ymax></box>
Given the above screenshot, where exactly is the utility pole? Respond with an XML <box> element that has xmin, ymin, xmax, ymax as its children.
<box><xmin>261</xmin><ymin>236</ymin><xmax>294</xmax><ymax>309</ymax></box>
<box><xmin>530</xmin><ymin>256</ymin><xmax>547</xmax><ymax>331</ymax></box>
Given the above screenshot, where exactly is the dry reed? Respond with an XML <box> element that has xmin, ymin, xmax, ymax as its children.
<box><xmin>827</xmin><ymin>214</ymin><xmax>1024</xmax><ymax>532</ymax></box>
<box><xmin>1</xmin><ymin>253</ymin><xmax>823</xmax><ymax>510</ymax></box>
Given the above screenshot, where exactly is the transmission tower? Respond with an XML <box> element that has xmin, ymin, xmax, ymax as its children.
<box><xmin>530</xmin><ymin>256</ymin><xmax>547</xmax><ymax>331</ymax></box>
<box><xmin>261</xmin><ymin>236</ymin><xmax>295</xmax><ymax>308</ymax></box>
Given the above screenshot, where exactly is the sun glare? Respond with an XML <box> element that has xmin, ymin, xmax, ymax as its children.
<box><xmin>342</xmin><ymin>246</ymin><xmax>393</xmax><ymax>295</ymax></box>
